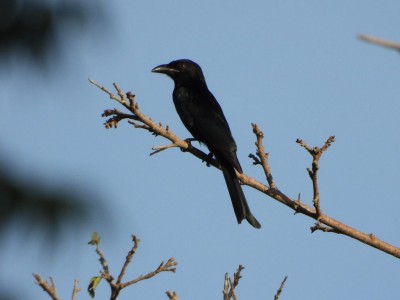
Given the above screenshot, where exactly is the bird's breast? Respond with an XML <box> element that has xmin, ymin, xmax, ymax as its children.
<box><xmin>173</xmin><ymin>87</ymin><xmax>198</xmax><ymax>127</ymax></box>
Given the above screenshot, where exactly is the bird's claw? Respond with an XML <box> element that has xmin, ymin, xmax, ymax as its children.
<box><xmin>203</xmin><ymin>152</ymin><xmax>214</xmax><ymax>167</ymax></box>
<box><xmin>180</xmin><ymin>138</ymin><xmax>197</xmax><ymax>152</ymax></box>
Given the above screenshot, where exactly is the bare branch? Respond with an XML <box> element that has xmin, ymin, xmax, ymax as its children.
<box><xmin>116</xmin><ymin>235</ymin><xmax>140</xmax><ymax>284</ymax></box>
<box><xmin>166</xmin><ymin>290</ymin><xmax>179</xmax><ymax>300</ymax></box>
<box><xmin>87</xmin><ymin>233</ymin><xmax>178</xmax><ymax>299</ymax></box>
<box><xmin>358</xmin><ymin>34</ymin><xmax>400</xmax><ymax>52</ymax></box>
<box><xmin>223</xmin><ymin>273</ymin><xmax>229</xmax><ymax>300</ymax></box>
<box><xmin>89</xmin><ymin>79</ymin><xmax>129</xmax><ymax>106</ymax></box>
<box><xmin>121</xmin><ymin>258</ymin><xmax>177</xmax><ymax>288</ymax></box>
<box><xmin>33</xmin><ymin>274</ymin><xmax>60</xmax><ymax>300</ymax></box>
<box><xmin>223</xmin><ymin>265</ymin><xmax>245</xmax><ymax>300</ymax></box>
<box><xmin>95</xmin><ymin>243</ymin><xmax>113</xmax><ymax>282</ymax></box>
<box><xmin>71</xmin><ymin>280</ymin><xmax>81</xmax><ymax>300</ymax></box>
<box><xmin>92</xmin><ymin>81</ymin><xmax>400</xmax><ymax>259</ymax></box>
<box><xmin>296</xmin><ymin>136</ymin><xmax>335</xmax><ymax>218</ymax></box>
<box><xmin>36</xmin><ymin>233</ymin><xmax>178</xmax><ymax>300</ymax></box>
<box><xmin>103</xmin><ymin>108</ymin><xmax>140</xmax><ymax>128</ymax></box>
<box><xmin>251</xmin><ymin>123</ymin><xmax>277</xmax><ymax>189</ymax></box>
<box><xmin>274</xmin><ymin>276</ymin><xmax>288</xmax><ymax>300</ymax></box>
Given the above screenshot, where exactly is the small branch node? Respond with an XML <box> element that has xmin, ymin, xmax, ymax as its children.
<box><xmin>293</xmin><ymin>194</ymin><xmax>302</xmax><ymax>214</ymax></box>
<box><xmin>306</xmin><ymin>167</ymin><xmax>313</xmax><ymax>178</ymax></box>
<box><xmin>310</xmin><ymin>222</ymin><xmax>340</xmax><ymax>234</ymax></box>
<box><xmin>166</xmin><ymin>290</ymin><xmax>179</xmax><ymax>300</ymax></box>
<box><xmin>126</xmin><ymin>91</ymin><xmax>135</xmax><ymax>108</ymax></box>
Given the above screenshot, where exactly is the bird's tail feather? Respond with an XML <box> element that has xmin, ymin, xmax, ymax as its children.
<box><xmin>221</xmin><ymin>166</ymin><xmax>261</xmax><ymax>229</ymax></box>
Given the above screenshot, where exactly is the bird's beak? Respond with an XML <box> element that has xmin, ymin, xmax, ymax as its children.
<box><xmin>151</xmin><ymin>64</ymin><xmax>179</xmax><ymax>75</ymax></box>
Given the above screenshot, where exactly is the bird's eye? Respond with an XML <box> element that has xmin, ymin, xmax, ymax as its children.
<box><xmin>179</xmin><ymin>63</ymin><xmax>186</xmax><ymax>70</ymax></box>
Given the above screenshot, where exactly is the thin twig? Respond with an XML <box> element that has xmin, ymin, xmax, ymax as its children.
<box><xmin>274</xmin><ymin>276</ymin><xmax>288</xmax><ymax>300</ymax></box>
<box><xmin>95</xmin><ymin>244</ymin><xmax>112</xmax><ymax>282</ymax></box>
<box><xmin>296</xmin><ymin>136</ymin><xmax>335</xmax><ymax>218</ymax></box>
<box><xmin>33</xmin><ymin>274</ymin><xmax>60</xmax><ymax>300</ymax></box>
<box><xmin>116</xmin><ymin>235</ymin><xmax>140</xmax><ymax>284</ymax></box>
<box><xmin>166</xmin><ymin>290</ymin><xmax>179</xmax><ymax>300</ymax></box>
<box><xmin>358</xmin><ymin>34</ymin><xmax>400</xmax><ymax>52</ymax></box>
<box><xmin>102</xmin><ymin>108</ymin><xmax>139</xmax><ymax>128</ymax></box>
<box><xmin>71</xmin><ymin>280</ymin><xmax>81</xmax><ymax>300</ymax></box>
<box><xmin>88</xmin><ymin>233</ymin><xmax>177</xmax><ymax>300</ymax></box>
<box><xmin>150</xmin><ymin>143</ymin><xmax>180</xmax><ymax>156</ymax></box>
<box><xmin>251</xmin><ymin>123</ymin><xmax>277</xmax><ymax>189</ymax></box>
<box><xmin>223</xmin><ymin>265</ymin><xmax>244</xmax><ymax>300</ymax></box>
<box><xmin>310</xmin><ymin>222</ymin><xmax>340</xmax><ymax>234</ymax></box>
<box><xmin>89</xmin><ymin>79</ymin><xmax>128</xmax><ymax>106</ymax></box>
<box><xmin>121</xmin><ymin>258</ymin><xmax>177</xmax><ymax>288</ymax></box>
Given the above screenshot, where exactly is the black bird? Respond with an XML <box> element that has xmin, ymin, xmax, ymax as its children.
<box><xmin>152</xmin><ymin>59</ymin><xmax>261</xmax><ymax>229</ymax></box>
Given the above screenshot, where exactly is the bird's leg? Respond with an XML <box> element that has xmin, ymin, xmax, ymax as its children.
<box><xmin>203</xmin><ymin>152</ymin><xmax>215</xmax><ymax>167</ymax></box>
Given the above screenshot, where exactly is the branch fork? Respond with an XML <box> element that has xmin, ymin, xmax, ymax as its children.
<box><xmin>223</xmin><ymin>265</ymin><xmax>245</xmax><ymax>300</ymax></box>
<box><xmin>296</xmin><ymin>136</ymin><xmax>335</xmax><ymax>218</ymax></box>
<box><xmin>89</xmin><ymin>234</ymin><xmax>177</xmax><ymax>300</ymax></box>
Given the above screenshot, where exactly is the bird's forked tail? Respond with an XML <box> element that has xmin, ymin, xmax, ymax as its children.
<box><xmin>221</xmin><ymin>165</ymin><xmax>261</xmax><ymax>229</ymax></box>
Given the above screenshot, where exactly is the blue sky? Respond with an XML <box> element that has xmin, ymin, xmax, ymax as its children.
<box><xmin>1</xmin><ymin>1</ymin><xmax>400</xmax><ymax>299</ymax></box>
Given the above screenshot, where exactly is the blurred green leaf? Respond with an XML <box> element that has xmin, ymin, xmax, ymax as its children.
<box><xmin>88</xmin><ymin>276</ymin><xmax>103</xmax><ymax>298</ymax></box>
<box><xmin>88</xmin><ymin>232</ymin><xmax>101</xmax><ymax>246</ymax></box>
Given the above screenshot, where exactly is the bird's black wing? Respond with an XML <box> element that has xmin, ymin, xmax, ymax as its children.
<box><xmin>173</xmin><ymin>85</ymin><xmax>242</xmax><ymax>172</ymax></box>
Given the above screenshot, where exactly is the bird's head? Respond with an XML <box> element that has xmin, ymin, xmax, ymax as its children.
<box><xmin>152</xmin><ymin>59</ymin><xmax>206</xmax><ymax>85</ymax></box>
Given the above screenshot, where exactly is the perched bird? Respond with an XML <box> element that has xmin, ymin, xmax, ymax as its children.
<box><xmin>152</xmin><ymin>59</ymin><xmax>261</xmax><ymax>229</ymax></box>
